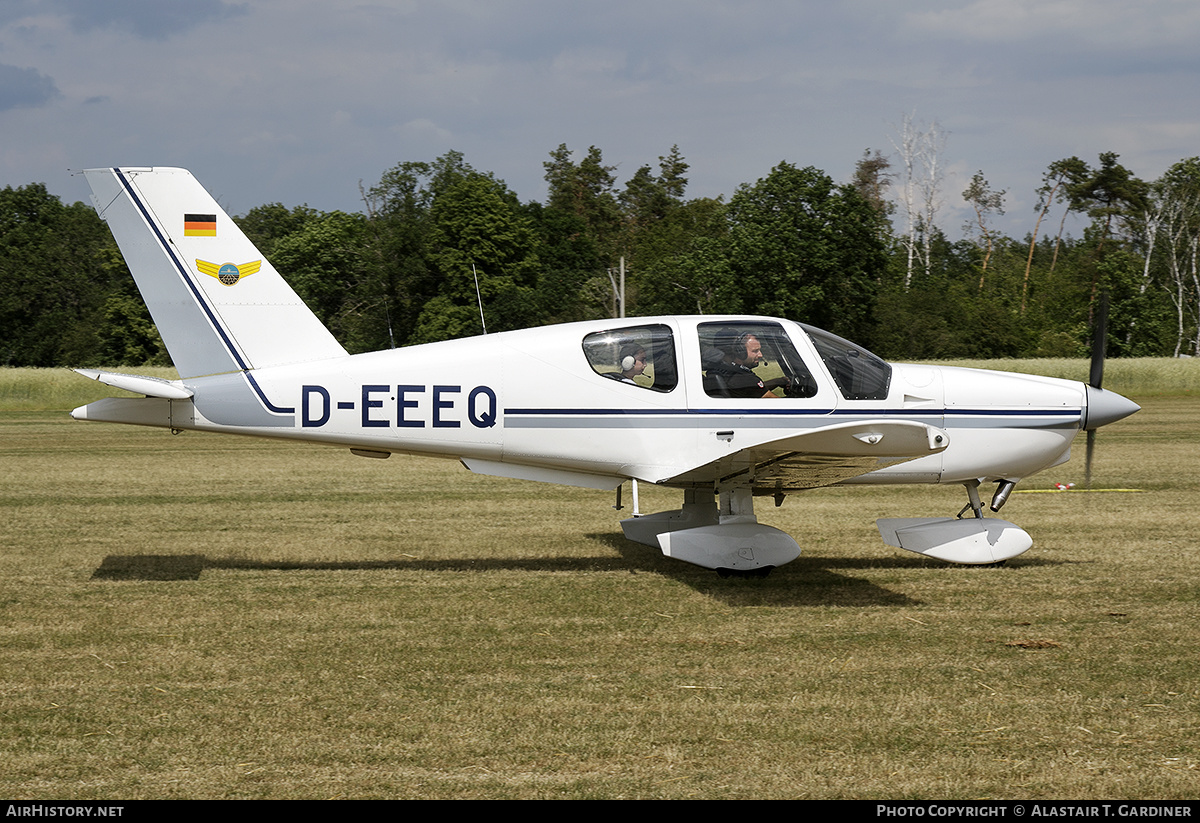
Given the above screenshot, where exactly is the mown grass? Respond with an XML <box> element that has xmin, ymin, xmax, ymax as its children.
<box><xmin>0</xmin><ymin>367</ymin><xmax>1197</xmax><ymax>798</ymax></box>
<box><xmin>0</xmin><ymin>367</ymin><xmax>179</xmax><ymax>411</ymax></box>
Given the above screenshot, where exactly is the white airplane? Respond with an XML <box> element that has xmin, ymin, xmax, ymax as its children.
<box><xmin>72</xmin><ymin>167</ymin><xmax>1140</xmax><ymax>576</ymax></box>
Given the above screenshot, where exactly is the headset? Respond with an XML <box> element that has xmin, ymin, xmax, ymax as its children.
<box><xmin>715</xmin><ymin>329</ymin><xmax>761</xmax><ymax>364</ymax></box>
<box><xmin>619</xmin><ymin>344</ymin><xmax>645</xmax><ymax>373</ymax></box>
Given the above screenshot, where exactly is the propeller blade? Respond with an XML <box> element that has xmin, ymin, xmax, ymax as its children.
<box><xmin>1086</xmin><ymin>291</ymin><xmax>1109</xmax><ymax>488</ymax></box>
<box><xmin>1089</xmin><ymin>292</ymin><xmax>1108</xmax><ymax>389</ymax></box>
<box><xmin>1085</xmin><ymin>429</ymin><xmax>1096</xmax><ymax>487</ymax></box>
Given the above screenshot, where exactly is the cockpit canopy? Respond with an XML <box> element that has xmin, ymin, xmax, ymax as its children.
<box><xmin>581</xmin><ymin>319</ymin><xmax>891</xmax><ymax>401</ymax></box>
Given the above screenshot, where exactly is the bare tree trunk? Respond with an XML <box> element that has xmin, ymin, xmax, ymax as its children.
<box><xmin>890</xmin><ymin>112</ymin><xmax>946</xmax><ymax>289</ymax></box>
<box><xmin>918</xmin><ymin>119</ymin><xmax>947</xmax><ymax>281</ymax></box>
<box><xmin>1191</xmin><ymin>233</ymin><xmax>1200</xmax><ymax>356</ymax></box>
<box><xmin>1050</xmin><ymin>209</ymin><xmax>1070</xmax><ymax>273</ymax></box>
<box><xmin>1022</xmin><ymin>180</ymin><xmax>1062</xmax><ymax>313</ymax></box>
<box><xmin>892</xmin><ymin>113</ymin><xmax>920</xmax><ymax>290</ymax></box>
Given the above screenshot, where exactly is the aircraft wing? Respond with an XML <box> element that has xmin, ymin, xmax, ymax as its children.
<box><xmin>655</xmin><ymin>419</ymin><xmax>947</xmax><ymax>493</ymax></box>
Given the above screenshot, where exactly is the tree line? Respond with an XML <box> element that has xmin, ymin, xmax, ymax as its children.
<box><xmin>3</xmin><ymin>142</ymin><xmax>1198</xmax><ymax>368</ymax></box>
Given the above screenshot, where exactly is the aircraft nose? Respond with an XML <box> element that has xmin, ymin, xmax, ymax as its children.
<box><xmin>1083</xmin><ymin>385</ymin><xmax>1140</xmax><ymax>430</ymax></box>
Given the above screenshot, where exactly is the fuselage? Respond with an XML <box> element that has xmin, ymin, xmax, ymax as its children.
<box><xmin>73</xmin><ymin>315</ymin><xmax>1118</xmax><ymax>491</ymax></box>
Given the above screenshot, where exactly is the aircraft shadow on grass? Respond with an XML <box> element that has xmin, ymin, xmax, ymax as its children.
<box><xmin>88</xmin><ymin>535</ymin><xmax>1058</xmax><ymax>608</ymax></box>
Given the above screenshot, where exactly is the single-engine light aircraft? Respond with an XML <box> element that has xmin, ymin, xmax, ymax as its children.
<box><xmin>72</xmin><ymin>167</ymin><xmax>1140</xmax><ymax>575</ymax></box>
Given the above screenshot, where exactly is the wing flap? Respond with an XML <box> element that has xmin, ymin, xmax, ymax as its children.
<box><xmin>658</xmin><ymin>419</ymin><xmax>948</xmax><ymax>492</ymax></box>
<box><xmin>461</xmin><ymin>458</ymin><xmax>625</xmax><ymax>490</ymax></box>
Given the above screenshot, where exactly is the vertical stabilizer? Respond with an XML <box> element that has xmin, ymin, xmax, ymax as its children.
<box><xmin>84</xmin><ymin>167</ymin><xmax>347</xmax><ymax>379</ymax></box>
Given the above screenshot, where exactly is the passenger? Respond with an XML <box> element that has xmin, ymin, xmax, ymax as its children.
<box><xmin>704</xmin><ymin>329</ymin><xmax>789</xmax><ymax>398</ymax></box>
<box><xmin>617</xmin><ymin>344</ymin><xmax>647</xmax><ymax>385</ymax></box>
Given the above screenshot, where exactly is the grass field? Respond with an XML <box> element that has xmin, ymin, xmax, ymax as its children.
<box><xmin>1</xmin><ymin>365</ymin><xmax>1197</xmax><ymax>798</ymax></box>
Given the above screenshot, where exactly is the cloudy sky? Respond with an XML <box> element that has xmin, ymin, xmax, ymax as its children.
<box><xmin>3</xmin><ymin>0</ymin><xmax>1199</xmax><ymax>238</ymax></box>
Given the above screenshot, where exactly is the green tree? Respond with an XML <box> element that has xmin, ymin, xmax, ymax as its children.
<box><xmin>618</xmin><ymin>147</ymin><xmax>690</xmax><ymax>258</ymax></box>
<box><xmin>851</xmin><ymin>148</ymin><xmax>895</xmax><ymax>222</ymax></box>
<box><xmin>1069</xmin><ymin>152</ymin><xmax>1150</xmax><ymax>250</ymax></box>
<box><xmin>962</xmin><ymin>170</ymin><xmax>1006</xmax><ymax>282</ymax></box>
<box><xmin>634</xmin><ymin>196</ymin><xmax>729</xmax><ymax>316</ymax></box>
<box><xmin>269</xmin><ymin>210</ymin><xmax>380</xmax><ymax>351</ymax></box>
<box><xmin>96</xmin><ymin>291</ymin><xmax>166</xmax><ymax>365</ymax></box>
<box><xmin>355</xmin><ymin>152</ymin><xmax>488</xmax><ymax>348</ymax></box>
<box><xmin>412</xmin><ymin>171</ymin><xmax>540</xmax><ymax>342</ymax></box>
<box><xmin>524</xmin><ymin>200</ymin><xmax>607</xmax><ymax>323</ymax></box>
<box><xmin>543</xmin><ymin>144</ymin><xmax>622</xmax><ymax>259</ymax></box>
<box><xmin>723</xmin><ymin>163</ymin><xmax>887</xmax><ymax>342</ymax></box>
<box><xmin>236</xmin><ymin>203</ymin><xmax>321</xmax><ymax>258</ymax></box>
<box><xmin>1022</xmin><ymin>156</ymin><xmax>1089</xmax><ymax>310</ymax></box>
<box><xmin>1140</xmin><ymin>158</ymin><xmax>1200</xmax><ymax>355</ymax></box>
<box><xmin>360</xmin><ymin>159</ymin><xmax>441</xmax><ymax>347</ymax></box>
<box><xmin>0</xmin><ymin>183</ymin><xmax>137</xmax><ymax>366</ymax></box>
<box><xmin>537</xmin><ymin>145</ymin><xmax>624</xmax><ymax>320</ymax></box>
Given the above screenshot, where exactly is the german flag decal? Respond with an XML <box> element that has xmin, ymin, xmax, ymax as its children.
<box><xmin>184</xmin><ymin>213</ymin><xmax>217</xmax><ymax>236</ymax></box>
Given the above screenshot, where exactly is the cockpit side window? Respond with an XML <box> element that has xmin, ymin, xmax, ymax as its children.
<box><xmin>697</xmin><ymin>322</ymin><xmax>818</xmax><ymax>399</ymax></box>
<box><xmin>582</xmin><ymin>325</ymin><xmax>678</xmax><ymax>392</ymax></box>
<box><xmin>802</xmin><ymin>324</ymin><xmax>892</xmax><ymax>400</ymax></box>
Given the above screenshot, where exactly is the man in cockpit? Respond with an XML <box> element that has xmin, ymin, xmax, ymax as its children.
<box><xmin>704</xmin><ymin>329</ymin><xmax>790</xmax><ymax>399</ymax></box>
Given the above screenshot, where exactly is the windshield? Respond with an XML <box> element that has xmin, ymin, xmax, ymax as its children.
<box><xmin>801</xmin><ymin>324</ymin><xmax>891</xmax><ymax>400</ymax></box>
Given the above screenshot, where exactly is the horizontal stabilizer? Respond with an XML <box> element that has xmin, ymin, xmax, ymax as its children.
<box><xmin>74</xmin><ymin>369</ymin><xmax>193</xmax><ymax>400</ymax></box>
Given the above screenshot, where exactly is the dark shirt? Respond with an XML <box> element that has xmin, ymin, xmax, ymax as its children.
<box><xmin>704</xmin><ymin>362</ymin><xmax>767</xmax><ymax>398</ymax></box>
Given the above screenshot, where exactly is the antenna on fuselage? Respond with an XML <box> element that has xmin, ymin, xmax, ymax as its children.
<box><xmin>472</xmin><ymin>262</ymin><xmax>487</xmax><ymax>334</ymax></box>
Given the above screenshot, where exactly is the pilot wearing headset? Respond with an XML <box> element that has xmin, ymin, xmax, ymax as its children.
<box><xmin>705</xmin><ymin>329</ymin><xmax>789</xmax><ymax>398</ymax></box>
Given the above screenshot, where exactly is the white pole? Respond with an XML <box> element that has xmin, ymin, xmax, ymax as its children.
<box><xmin>619</xmin><ymin>256</ymin><xmax>626</xmax><ymax>318</ymax></box>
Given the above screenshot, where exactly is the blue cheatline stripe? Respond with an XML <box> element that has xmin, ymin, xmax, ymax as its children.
<box><xmin>503</xmin><ymin>407</ymin><xmax>835</xmax><ymax>416</ymax></box>
<box><xmin>114</xmin><ymin>169</ymin><xmax>294</xmax><ymax>416</ymax></box>
<box><xmin>503</xmin><ymin>406</ymin><xmax>1079</xmax><ymax>419</ymax></box>
<box><xmin>244</xmin><ymin>372</ymin><xmax>294</xmax><ymax>414</ymax></box>
<box><xmin>502</xmin><ymin>406</ymin><xmax>1080</xmax><ymax>431</ymax></box>
<box><xmin>943</xmin><ymin>409</ymin><xmax>1079</xmax><ymax>417</ymax></box>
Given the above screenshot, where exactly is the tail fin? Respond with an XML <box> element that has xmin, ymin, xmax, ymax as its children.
<box><xmin>84</xmin><ymin>167</ymin><xmax>347</xmax><ymax>379</ymax></box>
